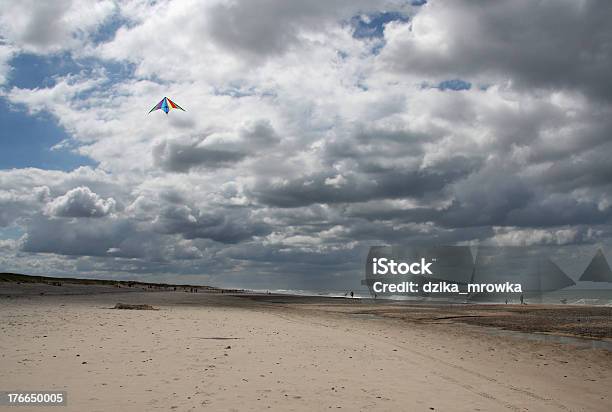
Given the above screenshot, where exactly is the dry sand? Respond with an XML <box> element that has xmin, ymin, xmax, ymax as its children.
<box><xmin>1</xmin><ymin>283</ymin><xmax>611</xmax><ymax>411</ymax></box>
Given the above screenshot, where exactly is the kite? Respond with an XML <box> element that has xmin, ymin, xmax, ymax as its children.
<box><xmin>148</xmin><ymin>97</ymin><xmax>186</xmax><ymax>114</ymax></box>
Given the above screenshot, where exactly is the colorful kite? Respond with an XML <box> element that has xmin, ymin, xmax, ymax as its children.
<box><xmin>148</xmin><ymin>97</ymin><xmax>186</xmax><ymax>114</ymax></box>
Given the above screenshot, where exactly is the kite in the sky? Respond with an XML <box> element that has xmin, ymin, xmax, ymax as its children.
<box><xmin>148</xmin><ymin>97</ymin><xmax>186</xmax><ymax>114</ymax></box>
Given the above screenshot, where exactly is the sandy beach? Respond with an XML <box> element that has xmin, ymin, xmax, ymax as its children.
<box><xmin>1</xmin><ymin>282</ymin><xmax>611</xmax><ymax>411</ymax></box>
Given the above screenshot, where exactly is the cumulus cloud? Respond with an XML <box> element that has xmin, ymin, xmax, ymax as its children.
<box><xmin>0</xmin><ymin>0</ymin><xmax>116</xmax><ymax>54</ymax></box>
<box><xmin>152</xmin><ymin>204</ymin><xmax>269</xmax><ymax>244</ymax></box>
<box><xmin>152</xmin><ymin>120</ymin><xmax>281</xmax><ymax>172</ymax></box>
<box><xmin>381</xmin><ymin>0</ymin><xmax>612</xmax><ymax>101</ymax></box>
<box><xmin>252</xmin><ymin>159</ymin><xmax>476</xmax><ymax>208</ymax></box>
<box><xmin>44</xmin><ymin>186</ymin><xmax>116</xmax><ymax>218</ymax></box>
<box><xmin>1</xmin><ymin>0</ymin><xmax>612</xmax><ymax>289</ymax></box>
<box><xmin>205</xmin><ymin>0</ymin><xmax>405</xmax><ymax>59</ymax></box>
<box><xmin>153</xmin><ymin>138</ymin><xmax>247</xmax><ymax>172</ymax></box>
<box><xmin>21</xmin><ymin>216</ymin><xmax>129</xmax><ymax>257</ymax></box>
<box><xmin>490</xmin><ymin>227</ymin><xmax>584</xmax><ymax>247</ymax></box>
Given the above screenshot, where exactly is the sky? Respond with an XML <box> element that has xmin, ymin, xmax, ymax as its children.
<box><xmin>1</xmin><ymin>0</ymin><xmax>611</xmax><ymax>289</ymax></box>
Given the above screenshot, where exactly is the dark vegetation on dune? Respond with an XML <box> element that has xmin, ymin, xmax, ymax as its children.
<box><xmin>0</xmin><ymin>272</ymin><xmax>219</xmax><ymax>291</ymax></box>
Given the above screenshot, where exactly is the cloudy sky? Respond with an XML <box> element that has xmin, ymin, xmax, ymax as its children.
<box><xmin>1</xmin><ymin>0</ymin><xmax>611</xmax><ymax>289</ymax></box>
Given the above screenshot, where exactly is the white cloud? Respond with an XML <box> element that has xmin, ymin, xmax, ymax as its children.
<box><xmin>44</xmin><ymin>186</ymin><xmax>116</xmax><ymax>218</ymax></box>
<box><xmin>0</xmin><ymin>238</ymin><xmax>18</xmax><ymax>251</ymax></box>
<box><xmin>490</xmin><ymin>227</ymin><xmax>581</xmax><ymax>247</ymax></box>
<box><xmin>0</xmin><ymin>0</ymin><xmax>611</xmax><ymax>286</ymax></box>
<box><xmin>0</xmin><ymin>0</ymin><xmax>116</xmax><ymax>54</ymax></box>
<box><xmin>0</xmin><ymin>43</ymin><xmax>15</xmax><ymax>85</ymax></box>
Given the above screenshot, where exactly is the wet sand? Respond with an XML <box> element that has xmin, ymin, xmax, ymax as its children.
<box><xmin>0</xmin><ymin>282</ymin><xmax>611</xmax><ymax>411</ymax></box>
<box><xmin>279</xmin><ymin>300</ymin><xmax>612</xmax><ymax>339</ymax></box>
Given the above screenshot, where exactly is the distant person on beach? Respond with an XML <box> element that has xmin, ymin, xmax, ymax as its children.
<box><xmin>520</xmin><ymin>294</ymin><xmax>524</xmax><ymax>305</ymax></box>
<box><xmin>350</xmin><ymin>291</ymin><xmax>354</xmax><ymax>298</ymax></box>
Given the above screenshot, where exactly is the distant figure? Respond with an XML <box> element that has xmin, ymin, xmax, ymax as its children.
<box><xmin>173</xmin><ymin>287</ymin><xmax>176</xmax><ymax>291</ymax></box>
<box><xmin>520</xmin><ymin>294</ymin><xmax>524</xmax><ymax>305</ymax></box>
<box><xmin>505</xmin><ymin>298</ymin><xmax>508</xmax><ymax>304</ymax></box>
<box><xmin>350</xmin><ymin>291</ymin><xmax>354</xmax><ymax>298</ymax></box>
<box><xmin>374</xmin><ymin>293</ymin><xmax>377</xmax><ymax>300</ymax></box>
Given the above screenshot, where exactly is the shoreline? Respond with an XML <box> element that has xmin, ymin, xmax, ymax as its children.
<box><xmin>3</xmin><ymin>279</ymin><xmax>612</xmax><ymax>341</ymax></box>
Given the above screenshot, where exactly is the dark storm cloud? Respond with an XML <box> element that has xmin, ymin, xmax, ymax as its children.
<box><xmin>384</xmin><ymin>0</ymin><xmax>612</xmax><ymax>101</ymax></box>
<box><xmin>153</xmin><ymin>139</ymin><xmax>247</xmax><ymax>172</ymax></box>
<box><xmin>505</xmin><ymin>195</ymin><xmax>611</xmax><ymax>228</ymax></box>
<box><xmin>344</xmin><ymin>199</ymin><xmax>610</xmax><ymax>233</ymax></box>
<box><xmin>152</xmin><ymin>204</ymin><xmax>270</xmax><ymax>244</ymax></box>
<box><xmin>242</xmin><ymin>119</ymin><xmax>281</xmax><ymax>145</ymax></box>
<box><xmin>438</xmin><ymin>165</ymin><xmax>534</xmax><ymax>227</ymax></box>
<box><xmin>253</xmin><ymin>122</ymin><xmax>480</xmax><ymax>208</ymax></box>
<box><xmin>205</xmin><ymin>0</ymin><xmax>402</xmax><ymax>58</ymax></box>
<box><xmin>253</xmin><ymin>157</ymin><xmax>476</xmax><ymax>208</ymax></box>
<box><xmin>340</xmin><ymin>151</ymin><xmax>612</xmax><ymax>227</ymax></box>
<box><xmin>349</xmin><ymin>220</ymin><xmax>492</xmax><ymax>246</ymax></box>
<box><xmin>323</xmin><ymin>127</ymin><xmax>432</xmax><ymax>161</ymax></box>
<box><xmin>21</xmin><ymin>216</ymin><xmax>132</xmax><ymax>257</ymax></box>
<box><xmin>20</xmin><ymin>214</ymin><xmax>206</xmax><ymax>262</ymax></box>
<box><xmin>342</xmin><ymin>162</ymin><xmax>612</xmax><ymax>231</ymax></box>
<box><xmin>532</xmin><ymin>142</ymin><xmax>612</xmax><ymax>191</ymax></box>
<box><xmin>215</xmin><ymin>241</ymin><xmax>368</xmax><ymax>290</ymax></box>
<box><xmin>223</xmin><ymin>241</ymin><xmax>361</xmax><ymax>267</ymax></box>
<box><xmin>0</xmin><ymin>193</ymin><xmax>41</xmax><ymax>227</ymax></box>
<box><xmin>153</xmin><ymin>121</ymin><xmax>279</xmax><ymax>173</ymax></box>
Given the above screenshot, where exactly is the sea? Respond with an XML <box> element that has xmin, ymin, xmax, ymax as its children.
<box><xmin>252</xmin><ymin>284</ymin><xmax>612</xmax><ymax>306</ymax></box>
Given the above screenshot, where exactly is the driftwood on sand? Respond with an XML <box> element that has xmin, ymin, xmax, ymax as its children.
<box><xmin>113</xmin><ymin>303</ymin><xmax>157</xmax><ymax>310</ymax></box>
